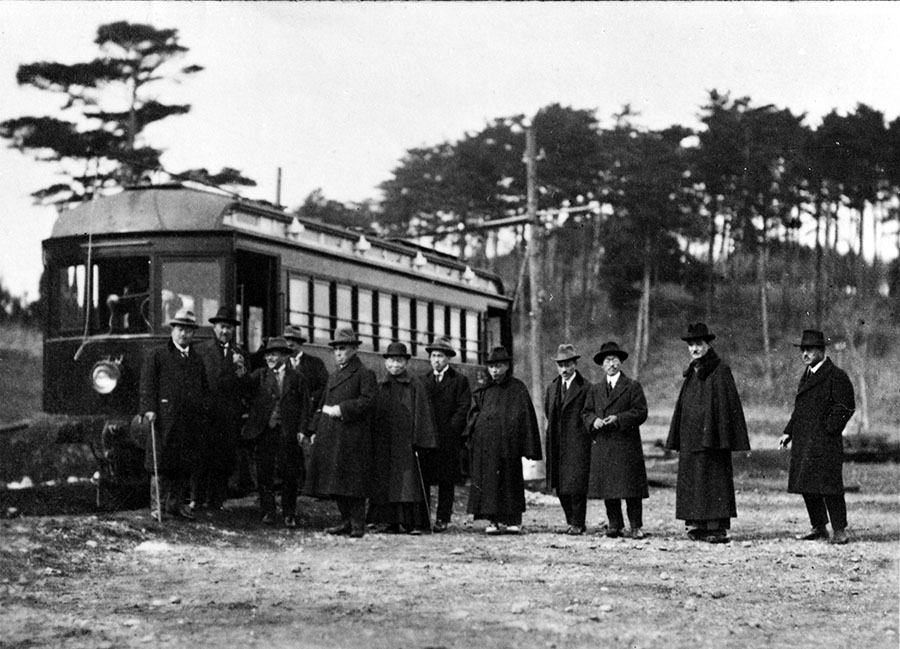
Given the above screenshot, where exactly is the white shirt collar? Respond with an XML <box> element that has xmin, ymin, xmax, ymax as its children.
<box><xmin>809</xmin><ymin>357</ymin><xmax>826</xmax><ymax>374</ymax></box>
<box><xmin>173</xmin><ymin>342</ymin><xmax>190</xmax><ymax>354</ymax></box>
<box><xmin>607</xmin><ymin>372</ymin><xmax>621</xmax><ymax>388</ymax></box>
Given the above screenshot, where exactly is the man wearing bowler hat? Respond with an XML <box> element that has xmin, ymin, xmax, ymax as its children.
<box><xmin>779</xmin><ymin>329</ymin><xmax>855</xmax><ymax>545</ymax></box>
<box><xmin>284</xmin><ymin>325</ymin><xmax>329</xmax><ymax>419</ymax></box>
<box><xmin>304</xmin><ymin>327</ymin><xmax>377</xmax><ymax>538</ymax></box>
<box><xmin>582</xmin><ymin>342</ymin><xmax>649</xmax><ymax>539</ymax></box>
<box><xmin>465</xmin><ymin>346</ymin><xmax>542</xmax><ymax>535</ymax></box>
<box><xmin>242</xmin><ymin>337</ymin><xmax>310</xmax><ymax>527</ymax></box>
<box><xmin>194</xmin><ymin>306</ymin><xmax>250</xmax><ymax>511</ymax></box>
<box><xmin>543</xmin><ymin>343</ymin><xmax>591</xmax><ymax>535</ymax></box>
<box><xmin>420</xmin><ymin>336</ymin><xmax>471</xmax><ymax>532</ymax></box>
<box><xmin>665</xmin><ymin>323</ymin><xmax>750</xmax><ymax>543</ymax></box>
<box><xmin>141</xmin><ymin>308</ymin><xmax>210</xmax><ymax>521</ymax></box>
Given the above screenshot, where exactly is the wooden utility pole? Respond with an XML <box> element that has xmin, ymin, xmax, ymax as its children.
<box><xmin>524</xmin><ymin>120</ymin><xmax>545</xmax><ymax>480</ymax></box>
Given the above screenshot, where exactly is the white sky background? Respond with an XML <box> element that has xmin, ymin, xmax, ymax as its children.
<box><xmin>0</xmin><ymin>1</ymin><xmax>898</xmax><ymax>300</ymax></box>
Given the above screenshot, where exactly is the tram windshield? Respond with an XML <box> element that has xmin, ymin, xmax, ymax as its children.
<box><xmin>159</xmin><ymin>258</ymin><xmax>222</xmax><ymax>328</ymax></box>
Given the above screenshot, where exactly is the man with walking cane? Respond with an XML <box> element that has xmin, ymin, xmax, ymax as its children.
<box><xmin>141</xmin><ymin>308</ymin><xmax>211</xmax><ymax>521</ymax></box>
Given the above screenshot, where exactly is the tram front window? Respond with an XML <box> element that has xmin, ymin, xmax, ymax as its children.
<box><xmin>159</xmin><ymin>259</ymin><xmax>222</xmax><ymax>328</ymax></box>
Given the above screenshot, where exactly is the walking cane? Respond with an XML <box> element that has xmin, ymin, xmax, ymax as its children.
<box><xmin>413</xmin><ymin>449</ymin><xmax>434</xmax><ymax>534</ymax></box>
<box><xmin>148</xmin><ymin>416</ymin><xmax>163</xmax><ymax>523</ymax></box>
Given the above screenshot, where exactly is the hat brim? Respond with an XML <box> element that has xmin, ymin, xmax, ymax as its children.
<box><xmin>168</xmin><ymin>319</ymin><xmax>199</xmax><ymax>328</ymax></box>
<box><xmin>425</xmin><ymin>346</ymin><xmax>456</xmax><ymax>357</ymax></box>
<box><xmin>792</xmin><ymin>342</ymin><xmax>827</xmax><ymax>348</ymax></box>
<box><xmin>382</xmin><ymin>353</ymin><xmax>411</xmax><ymax>359</ymax></box>
<box><xmin>284</xmin><ymin>335</ymin><xmax>307</xmax><ymax>343</ymax></box>
<box><xmin>593</xmin><ymin>351</ymin><xmax>628</xmax><ymax>364</ymax></box>
<box><xmin>553</xmin><ymin>354</ymin><xmax>580</xmax><ymax>363</ymax></box>
<box><xmin>264</xmin><ymin>346</ymin><xmax>292</xmax><ymax>354</ymax></box>
<box><xmin>209</xmin><ymin>317</ymin><xmax>240</xmax><ymax>326</ymax></box>
<box><xmin>681</xmin><ymin>334</ymin><xmax>715</xmax><ymax>343</ymax></box>
<box><xmin>328</xmin><ymin>340</ymin><xmax>361</xmax><ymax>347</ymax></box>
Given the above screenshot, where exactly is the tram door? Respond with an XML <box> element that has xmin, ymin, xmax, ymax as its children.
<box><xmin>235</xmin><ymin>250</ymin><xmax>278</xmax><ymax>356</ymax></box>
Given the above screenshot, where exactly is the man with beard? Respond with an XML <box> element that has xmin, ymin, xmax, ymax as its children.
<box><xmin>582</xmin><ymin>341</ymin><xmax>649</xmax><ymax>539</ymax></box>
<box><xmin>304</xmin><ymin>328</ymin><xmax>377</xmax><ymax>538</ymax></box>
<box><xmin>194</xmin><ymin>306</ymin><xmax>249</xmax><ymax>511</ymax></box>
<box><xmin>369</xmin><ymin>342</ymin><xmax>437</xmax><ymax>534</ymax></box>
<box><xmin>543</xmin><ymin>343</ymin><xmax>591</xmax><ymax>535</ymax></box>
<box><xmin>466</xmin><ymin>346</ymin><xmax>542</xmax><ymax>535</ymax></box>
<box><xmin>141</xmin><ymin>308</ymin><xmax>210</xmax><ymax>521</ymax></box>
<box><xmin>420</xmin><ymin>336</ymin><xmax>471</xmax><ymax>532</ymax></box>
<box><xmin>779</xmin><ymin>329</ymin><xmax>855</xmax><ymax>545</ymax></box>
<box><xmin>665</xmin><ymin>323</ymin><xmax>750</xmax><ymax>543</ymax></box>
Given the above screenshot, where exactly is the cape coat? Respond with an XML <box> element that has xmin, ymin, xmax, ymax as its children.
<box><xmin>304</xmin><ymin>354</ymin><xmax>377</xmax><ymax>499</ymax></box>
<box><xmin>784</xmin><ymin>358</ymin><xmax>855</xmax><ymax>495</ymax></box>
<box><xmin>370</xmin><ymin>370</ymin><xmax>437</xmax><ymax>504</ymax></box>
<box><xmin>420</xmin><ymin>366</ymin><xmax>471</xmax><ymax>484</ymax></box>
<box><xmin>543</xmin><ymin>371</ymin><xmax>591</xmax><ymax>496</ymax></box>
<box><xmin>140</xmin><ymin>340</ymin><xmax>210</xmax><ymax>474</ymax></box>
<box><xmin>465</xmin><ymin>373</ymin><xmax>542</xmax><ymax>520</ymax></box>
<box><xmin>581</xmin><ymin>372</ymin><xmax>649</xmax><ymax>500</ymax></box>
<box><xmin>665</xmin><ymin>348</ymin><xmax>750</xmax><ymax>522</ymax></box>
<box><xmin>195</xmin><ymin>338</ymin><xmax>250</xmax><ymax>473</ymax></box>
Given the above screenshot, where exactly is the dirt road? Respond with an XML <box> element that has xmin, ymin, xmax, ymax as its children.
<box><xmin>2</xmin><ymin>459</ymin><xmax>898</xmax><ymax>649</ymax></box>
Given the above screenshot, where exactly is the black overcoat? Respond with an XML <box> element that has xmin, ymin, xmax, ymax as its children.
<box><xmin>543</xmin><ymin>372</ymin><xmax>591</xmax><ymax>496</ymax></box>
<box><xmin>420</xmin><ymin>366</ymin><xmax>471</xmax><ymax>484</ymax></box>
<box><xmin>304</xmin><ymin>354</ymin><xmax>377</xmax><ymax>499</ymax></box>
<box><xmin>465</xmin><ymin>374</ymin><xmax>542</xmax><ymax>519</ymax></box>
<box><xmin>242</xmin><ymin>365</ymin><xmax>310</xmax><ymax>442</ymax></box>
<box><xmin>784</xmin><ymin>358</ymin><xmax>855</xmax><ymax>495</ymax></box>
<box><xmin>195</xmin><ymin>339</ymin><xmax>250</xmax><ymax>472</ymax></box>
<box><xmin>664</xmin><ymin>349</ymin><xmax>750</xmax><ymax>522</ymax></box>
<box><xmin>140</xmin><ymin>341</ymin><xmax>210</xmax><ymax>474</ymax></box>
<box><xmin>581</xmin><ymin>373</ymin><xmax>649</xmax><ymax>500</ymax></box>
<box><xmin>370</xmin><ymin>371</ymin><xmax>437</xmax><ymax>504</ymax></box>
<box><xmin>291</xmin><ymin>352</ymin><xmax>329</xmax><ymax>421</ymax></box>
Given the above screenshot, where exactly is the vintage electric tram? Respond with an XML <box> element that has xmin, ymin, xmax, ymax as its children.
<box><xmin>42</xmin><ymin>184</ymin><xmax>512</xmax><ymax>499</ymax></box>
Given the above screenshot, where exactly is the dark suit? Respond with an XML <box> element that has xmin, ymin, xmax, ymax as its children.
<box><xmin>582</xmin><ymin>373</ymin><xmax>649</xmax><ymax>531</ymax></box>
<box><xmin>784</xmin><ymin>358</ymin><xmax>855</xmax><ymax>531</ymax></box>
<box><xmin>195</xmin><ymin>338</ymin><xmax>250</xmax><ymax>507</ymax></box>
<box><xmin>544</xmin><ymin>372</ymin><xmax>590</xmax><ymax>528</ymax></box>
<box><xmin>421</xmin><ymin>366</ymin><xmax>471</xmax><ymax>523</ymax></box>
<box><xmin>243</xmin><ymin>364</ymin><xmax>309</xmax><ymax>518</ymax></box>
<box><xmin>140</xmin><ymin>340</ymin><xmax>210</xmax><ymax>512</ymax></box>
<box><xmin>290</xmin><ymin>351</ymin><xmax>329</xmax><ymax>422</ymax></box>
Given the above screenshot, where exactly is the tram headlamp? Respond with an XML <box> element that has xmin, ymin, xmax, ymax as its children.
<box><xmin>91</xmin><ymin>360</ymin><xmax>121</xmax><ymax>395</ymax></box>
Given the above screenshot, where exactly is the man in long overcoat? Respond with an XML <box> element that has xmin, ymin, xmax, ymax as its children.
<box><xmin>665</xmin><ymin>323</ymin><xmax>750</xmax><ymax>543</ymax></box>
<box><xmin>466</xmin><ymin>346</ymin><xmax>542</xmax><ymax>535</ymax></box>
<box><xmin>194</xmin><ymin>305</ymin><xmax>249</xmax><ymax>511</ymax></box>
<box><xmin>543</xmin><ymin>343</ymin><xmax>591</xmax><ymax>535</ymax></box>
<box><xmin>779</xmin><ymin>329</ymin><xmax>855</xmax><ymax>545</ymax></box>
<box><xmin>582</xmin><ymin>341</ymin><xmax>649</xmax><ymax>539</ymax></box>
<box><xmin>242</xmin><ymin>337</ymin><xmax>310</xmax><ymax>527</ymax></box>
<box><xmin>420</xmin><ymin>336</ymin><xmax>471</xmax><ymax>532</ymax></box>
<box><xmin>369</xmin><ymin>342</ymin><xmax>437</xmax><ymax>534</ymax></box>
<box><xmin>141</xmin><ymin>308</ymin><xmax>210</xmax><ymax>521</ymax></box>
<box><xmin>304</xmin><ymin>328</ymin><xmax>377</xmax><ymax>538</ymax></box>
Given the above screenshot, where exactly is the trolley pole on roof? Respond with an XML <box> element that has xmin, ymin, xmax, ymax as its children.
<box><xmin>524</xmin><ymin>118</ymin><xmax>546</xmax><ymax>481</ymax></box>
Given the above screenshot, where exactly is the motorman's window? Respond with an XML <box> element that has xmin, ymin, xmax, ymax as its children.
<box><xmin>91</xmin><ymin>257</ymin><xmax>151</xmax><ymax>334</ymax></box>
<box><xmin>160</xmin><ymin>259</ymin><xmax>221</xmax><ymax>328</ymax></box>
<box><xmin>54</xmin><ymin>263</ymin><xmax>86</xmax><ymax>333</ymax></box>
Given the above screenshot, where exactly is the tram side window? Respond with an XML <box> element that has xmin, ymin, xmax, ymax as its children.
<box><xmin>415</xmin><ymin>300</ymin><xmax>430</xmax><ymax>358</ymax></box>
<box><xmin>449</xmin><ymin>307</ymin><xmax>462</xmax><ymax>357</ymax></box>
<box><xmin>397</xmin><ymin>296</ymin><xmax>412</xmax><ymax>349</ymax></box>
<box><xmin>287</xmin><ymin>275</ymin><xmax>311</xmax><ymax>337</ymax></box>
<box><xmin>357</xmin><ymin>288</ymin><xmax>375</xmax><ymax>350</ymax></box>
<box><xmin>91</xmin><ymin>257</ymin><xmax>151</xmax><ymax>334</ymax></box>
<box><xmin>464</xmin><ymin>311</ymin><xmax>480</xmax><ymax>363</ymax></box>
<box><xmin>312</xmin><ymin>280</ymin><xmax>331</xmax><ymax>344</ymax></box>
<box><xmin>377</xmin><ymin>292</ymin><xmax>393</xmax><ymax>351</ymax></box>
<box><xmin>336</xmin><ymin>284</ymin><xmax>353</xmax><ymax>332</ymax></box>
<box><xmin>432</xmin><ymin>304</ymin><xmax>447</xmax><ymax>339</ymax></box>
<box><xmin>160</xmin><ymin>260</ymin><xmax>221</xmax><ymax>327</ymax></box>
<box><xmin>54</xmin><ymin>264</ymin><xmax>87</xmax><ymax>333</ymax></box>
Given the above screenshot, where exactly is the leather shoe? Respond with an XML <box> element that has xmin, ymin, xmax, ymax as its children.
<box><xmin>349</xmin><ymin>527</ymin><xmax>365</xmax><ymax>538</ymax></box>
<box><xmin>566</xmin><ymin>525</ymin><xmax>585</xmax><ymax>536</ymax></box>
<box><xmin>795</xmin><ymin>527</ymin><xmax>829</xmax><ymax>541</ymax></box>
<box><xmin>704</xmin><ymin>531</ymin><xmax>730</xmax><ymax>544</ymax></box>
<box><xmin>830</xmin><ymin>529</ymin><xmax>849</xmax><ymax>545</ymax></box>
<box><xmin>433</xmin><ymin>520</ymin><xmax>449</xmax><ymax>533</ymax></box>
<box><xmin>283</xmin><ymin>515</ymin><xmax>297</xmax><ymax>529</ymax></box>
<box><xmin>261</xmin><ymin>512</ymin><xmax>276</xmax><ymax>526</ymax></box>
<box><xmin>629</xmin><ymin>527</ymin><xmax>646</xmax><ymax>540</ymax></box>
<box><xmin>605</xmin><ymin>528</ymin><xmax>623</xmax><ymax>538</ymax></box>
<box><xmin>325</xmin><ymin>521</ymin><xmax>351</xmax><ymax>535</ymax></box>
<box><xmin>175</xmin><ymin>504</ymin><xmax>196</xmax><ymax>521</ymax></box>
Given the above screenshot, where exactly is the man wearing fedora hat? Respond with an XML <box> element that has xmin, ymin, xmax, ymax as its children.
<box><xmin>582</xmin><ymin>342</ymin><xmax>649</xmax><ymax>539</ymax></box>
<box><xmin>665</xmin><ymin>323</ymin><xmax>750</xmax><ymax>543</ymax></box>
<box><xmin>194</xmin><ymin>306</ymin><xmax>250</xmax><ymax>511</ymax></box>
<box><xmin>543</xmin><ymin>343</ymin><xmax>591</xmax><ymax>535</ymax></box>
<box><xmin>419</xmin><ymin>336</ymin><xmax>471</xmax><ymax>532</ymax></box>
<box><xmin>368</xmin><ymin>342</ymin><xmax>437</xmax><ymax>534</ymax></box>
<box><xmin>465</xmin><ymin>346</ymin><xmax>542</xmax><ymax>535</ymax></box>
<box><xmin>779</xmin><ymin>329</ymin><xmax>855</xmax><ymax>545</ymax></box>
<box><xmin>141</xmin><ymin>308</ymin><xmax>211</xmax><ymax>521</ymax></box>
<box><xmin>284</xmin><ymin>325</ymin><xmax>329</xmax><ymax>420</ymax></box>
<box><xmin>304</xmin><ymin>327</ymin><xmax>377</xmax><ymax>538</ymax></box>
<box><xmin>242</xmin><ymin>337</ymin><xmax>310</xmax><ymax>527</ymax></box>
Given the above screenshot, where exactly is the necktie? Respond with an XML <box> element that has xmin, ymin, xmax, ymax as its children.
<box><xmin>802</xmin><ymin>368</ymin><xmax>811</xmax><ymax>382</ymax></box>
<box><xmin>606</xmin><ymin>381</ymin><xmax>612</xmax><ymax>396</ymax></box>
<box><xmin>221</xmin><ymin>344</ymin><xmax>229</xmax><ymax>358</ymax></box>
<box><xmin>181</xmin><ymin>350</ymin><xmax>189</xmax><ymax>359</ymax></box>
<box><xmin>435</xmin><ymin>373</ymin><xmax>442</xmax><ymax>383</ymax></box>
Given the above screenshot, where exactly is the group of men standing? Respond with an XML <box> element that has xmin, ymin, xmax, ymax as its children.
<box><xmin>544</xmin><ymin>323</ymin><xmax>857</xmax><ymax>544</ymax></box>
<box><xmin>142</xmin><ymin>307</ymin><xmax>856</xmax><ymax>545</ymax></box>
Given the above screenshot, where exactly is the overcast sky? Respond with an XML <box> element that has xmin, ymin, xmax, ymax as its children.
<box><xmin>1</xmin><ymin>1</ymin><xmax>898</xmax><ymax>299</ymax></box>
